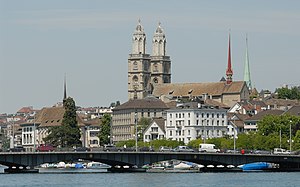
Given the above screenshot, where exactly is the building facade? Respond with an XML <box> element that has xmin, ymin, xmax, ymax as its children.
<box><xmin>165</xmin><ymin>102</ymin><xmax>228</xmax><ymax>144</ymax></box>
<box><xmin>143</xmin><ymin>118</ymin><xmax>166</xmax><ymax>142</ymax></box>
<box><xmin>112</xmin><ymin>96</ymin><xmax>169</xmax><ymax>142</ymax></box>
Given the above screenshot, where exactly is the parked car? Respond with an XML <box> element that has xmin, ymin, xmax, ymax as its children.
<box><xmin>159</xmin><ymin>146</ymin><xmax>172</xmax><ymax>152</ymax></box>
<box><xmin>273</xmin><ymin>148</ymin><xmax>290</xmax><ymax>155</ymax></box>
<box><xmin>253</xmin><ymin>150</ymin><xmax>271</xmax><ymax>155</ymax></box>
<box><xmin>36</xmin><ymin>144</ymin><xmax>55</xmax><ymax>152</ymax></box>
<box><xmin>199</xmin><ymin>144</ymin><xmax>220</xmax><ymax>153</ymax></box>
<box><xmin>74</xmin><ymin>147</ymin><xmax>90</xmax><ymax>152</ymax></box>
<box><xmin>173</xmin><ymin>146</ymin><xmax>194</xmax><ymax>152</ymax></box>
<box><xmin>139</xmin><ymin>146</ymin><xmax>154</xmax><ymax>152</ymax></box>
<box><xmin>9</xmin><ymin>146</ymin><xmax>25</xmax><ymax>152</ymax></box>
<box><xmin>103</xmin><ymin>145</ymin><xmax>122</xmax><ymax>152</ymax></box>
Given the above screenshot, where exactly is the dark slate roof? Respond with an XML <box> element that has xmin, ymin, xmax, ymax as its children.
<box><xmin>245</xmin><ymin>110</ymin><xmax>284</xmax><ymax>122</ymax></box>
<box><xmin>144</xmin><ymin>117</ymin><xmax>165</xmax><ymax>134</ymax></box>
<box><xmin>283</xmin><ymin>105</ymin><xmax>300</xmax><ymax>116</ymax></box>
<box><xmin>113</xmin><ymin>96</ymin><xmax>169</xmax><ymax>111</ymax></box>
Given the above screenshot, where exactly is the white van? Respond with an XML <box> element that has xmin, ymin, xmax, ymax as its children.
<box><xmin>199</xmin><ymin>144</ymin><xmax>220</xmax><ymax>153</ymax></box>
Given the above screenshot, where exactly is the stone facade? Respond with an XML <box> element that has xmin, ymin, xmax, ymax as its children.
<box><xmin>128</xmin><ymin>20</ymin><xmax>171</xmax><ymax>100</ymax></box>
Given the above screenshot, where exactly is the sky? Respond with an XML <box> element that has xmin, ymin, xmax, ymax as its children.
<box><xmin>0</xmin><ymin>0</ymin><xmax>300</xmax><ymax>114</ymax></box>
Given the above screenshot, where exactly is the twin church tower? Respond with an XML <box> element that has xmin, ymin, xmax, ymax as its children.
<box><xmin>128</xmin><ymin>20</ymin><xmax>253</xmax><ymax>101</ymax></box>
<box><xmin>128</xmin><ymin>20</ymin><xmax>171</xmax><ymax>100</ymax></box>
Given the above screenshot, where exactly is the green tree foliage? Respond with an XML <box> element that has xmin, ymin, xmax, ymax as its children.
<box><xmin>98</xmin><ymin>114</ymin><xmax>111</xmax><ymax>145</ymax></box>
<box><xmin>277</xmin><ymin>86</ymin><xmax>300</xmax><ymax>100</ymax></box>
<box><xmin>187</xmin><ymin>139</ymin><xmax>203</xmax><ymax>148</ymax></box>
<box><xmin>137</xmin><ymin>117</ymin><xmax>151</xmax><ymax>141</ymax></box>
<box><xmin>258</xmin><ymin>114</ymin><xmax>300</xmax><ymax>137</ymax></box>
<box><xmin>44</xmin><ymin>97</ymin><xmax>81</xmax><ymax>148</ymax></box>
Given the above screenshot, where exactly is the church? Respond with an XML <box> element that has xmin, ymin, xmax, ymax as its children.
<box><xmin>127</xmin><ymin>20</ymin><xmax>250</xmax><ymax>108</ymax></box>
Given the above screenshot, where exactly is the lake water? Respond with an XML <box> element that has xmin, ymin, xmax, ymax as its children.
<box><xmin>0</xmin><ymin>170</ymin><xmax>299</xmax><ymax>187</ymax></box>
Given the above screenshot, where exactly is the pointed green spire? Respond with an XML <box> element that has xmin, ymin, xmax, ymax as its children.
<box><xmin>244</xmin><ymin>35</ymin><xmax>252</xmax><ymax>90</ymax></box>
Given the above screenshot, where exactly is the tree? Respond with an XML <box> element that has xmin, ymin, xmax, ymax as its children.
<box><xmin>137</xmin><ymin>117</ymin><xmax>151</xmax><ymax>141</ymax></box>
<box><xmin>98</xmin><ymin>114</ymin><xmax>111</xmax><ymax>145</ymax></box>
<box><xmin>44</xmin><ymin>97</ymin><xmax>81</xmax><ymax>148</ymax></box>
<box><xmin>276</xmin><ymin>86</ymin><xmax>300</xmax><ymax>100</ymax></box>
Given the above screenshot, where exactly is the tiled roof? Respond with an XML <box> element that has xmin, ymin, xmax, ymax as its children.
<box><xmin>35</xmin><ymin>106</ymin><xmax>84</xmax><ymax>127</ymax></box>
<box><xmin>113</xmin><ymin>96</ymin><xmax>169</xmax><ymax>111</ymax></box>
<box><xmin>245</xmin><ymin>110</ymin><xmax>284</xmax><ymax>122</ymax></box>
<box><xmin>264</xmin><ymin>98</ymin><xmax>300</xmax><ymax>106</ymax></box>
<box><xmin>152</xmin><ymin>81</ymin><xmax>246</xmax><ymax>97</ymax></box>
<box><xmin>17</xmin><ymin>107</ymin><xmax>33</xmax><ymax>114</ymax></box>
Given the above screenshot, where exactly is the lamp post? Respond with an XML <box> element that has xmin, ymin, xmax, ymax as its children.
<box><xmin>289</xmin><ymin>121</ymin><xmax>292</xmax><ymax>152</ymax></box>
<box><xmin>135</xmin><ymin>112</ymin><xmax>138</xmax><ymax>152</ymax></box>
<box><xmin>33</xmin><ymin>112</ymin><xmax>36</xmax><ymax>152</ymax></box>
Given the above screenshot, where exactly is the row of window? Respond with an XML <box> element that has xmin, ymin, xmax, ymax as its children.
<box><xmin>23</xmin><ymin>127</ymin><xmax>33</xmax><ymax>132</ymax></box>
<box><xmin>171</xmin><ymin>119</ymin><xmax>226</xmax><ymax>126</ymax></box>
<box><xmin>170</xmin><ymin>113</ymin><xmax>225</xmax><ymax>119</ymax></box>
<box><xmin>168</xmin><ymin>129</ymin><xmax>224</xmax><ymax>137</ymax></box>
<box><xmin>22</xmin><ymin>134</ymin><xmax>33</xmax><ymax>144</ymax></box>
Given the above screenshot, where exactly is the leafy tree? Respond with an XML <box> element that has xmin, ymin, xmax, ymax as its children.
<box><xmin>137</xmin><ymin>117</ymin><xmax>151</xmax><ymax>141</ymax></box>
<box><xmin>98</xmin><ymin>114</ymin><xmax>111</xmax><ymax>145</ymax></box>
<box><xmin>116</xmin><ymin>101</ymin><xmax>120</xmax><ymax>106</ymax></box>
<box><xmin>44</xmin><ymin>97</ymin><xmax>81</xmax><ymax>148</ymax></box>
<box><xmin>276</xmin><ymin>86</ymin><xmax>300</xmax><ymax>100</ymax></box>
<box><xmin>293</xmin><ymin>130</ymin><xmax>300</xmax><ymax>150</ymax></box>
<box><xmin>187</xmin><ymin>139</ymin><xmax>203</xmax><ymax>148</ymax></box>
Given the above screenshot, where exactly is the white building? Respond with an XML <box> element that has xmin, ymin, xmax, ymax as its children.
<box><xmin>165</xmin><ymin>102</ymin><xmax>228</xmax><ymax>144</ymax></box>
<box><xmin>143</xmin><ymin>118</ymin><xmax>166</xmax><ymax>142</ymax></box>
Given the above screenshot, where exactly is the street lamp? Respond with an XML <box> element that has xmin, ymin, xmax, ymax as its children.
<box><xmin>135</xmin><ymin>112</ymin><xmax>138</xmax><ymax>152</ymax></box>
<box><xmin>289</xmin><ymin>120</ymin><xmax>292</xmax><ymax>152</ymax></box>
<box><xmin>33</xmin><ymin>112</ymin><xmax>36</xmax><ymax>152</ymax></box>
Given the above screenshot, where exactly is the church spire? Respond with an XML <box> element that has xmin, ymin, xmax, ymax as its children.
<box><xmin>152</xmin><ymin>21</ymin><xmax>166</xmax><ymax>56</ymax></box>
<box><xmin>63</xmin><ymin>74</ymin><xmax>67</xmax><ymax>101</ymax></box>
<box><xmin>132</xmin><ymin>19</ymin><xmax>146</xmax><ymax>54</ymax></box>
<box><xmin>244</xmin><ymin>35</ymin><xmax>252</xmax><ymax>90</ymax></box>
<box><xmin>226</xmin><ymin>32</ymin><xmax>233</xmax><ymax>84</ymax></box>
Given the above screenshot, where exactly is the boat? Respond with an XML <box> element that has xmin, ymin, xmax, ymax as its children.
<box><xmin>57</xmin><ymin>162</ymin><xmax>66</xmax><ymax>168</ymax></box>
<box><xmin>86</xmin><ymin>162</ymin><xmax>111</xmax><ymax>169</ymax></box>
<box><xmin>238</xmin><ymin>162</ymin><xmax>274</xmax><ymax>171</ymax></box>
<box><xmin>75</xmin><ymin>163</ymin><xmax>85</xmax><ymax>169</ymax></box>
<box><xmin>173</xmin><ymin>162</ymin><xmax>192</xmax><ymax>170</ymax></box>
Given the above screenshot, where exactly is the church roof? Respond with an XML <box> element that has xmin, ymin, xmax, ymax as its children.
<box><xmin>35</xmin><ymin>106</ymin><xmax>84</xmax><ymax>127</ymax></box>
<box><xmin>152</xmin><ymin>81</ymin><xmax>246</xmax><ymax>97</ymax></box>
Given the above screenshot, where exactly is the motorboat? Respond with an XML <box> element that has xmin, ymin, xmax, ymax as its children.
<box><xmin>238</xmin><ymin>162</ymin><xmax>274</xmax><ymax>171</ymax></box>
<box><xmin>86</xmin><ymin>162</ymin><xmax>111</xmax><ymax>169</ymax></box>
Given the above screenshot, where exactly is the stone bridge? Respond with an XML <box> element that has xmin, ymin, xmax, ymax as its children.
<box><xmin>0</xmin><ymin>152</ymin><xmax>300</xmax><ymax>173</ymax></box>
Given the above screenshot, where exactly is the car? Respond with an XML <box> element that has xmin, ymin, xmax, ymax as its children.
<box><xmin>103</xmin><ymin>145</ymin><xmax>122</xmax><ymax>152</ymax></box>
<box><xmin>74</xmin><ymin>147</ymin><xmax>90</xmax><ymax>152</ymax></box>
<box><xmin>173</xmin><ymin>146</ymin><xmax>194</xmax><ymax>152</ymax></box>
<box><xmin>36</xmin><ymin>144</ymin><xmax>55</xmax><ymax>152</ymax></box>
<box><xmin>199</xmin><ymin>144</ymin><xmax>220</xmax><ymax>153</ymax></box>
<box><xmin>253</xmin><ymin>150</ymin><xmax>271</xmax><ymax>155</ymax></box>
<box><xmin>9</xmin><ymin>146</ymin><xmax>25</xmax><ymax>152</ymax></box>
<box><xmin>159</xmin><ymin>146</ymin><xmax>172</xmax><ymax>152</ymax></box>
<box><xmin>139</xmin><ymin>146</ymin><xmax>154</xmax><ymax>152</ymax></box>
<box><xmin>273</xmin><ymin>148</ymin><xmax>290</xmax><ymax>155</ymax></box>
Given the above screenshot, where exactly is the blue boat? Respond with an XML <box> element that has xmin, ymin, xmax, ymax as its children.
<box><xmin>238</xmin><ymin>162</ymin><xmax>273</xmax><ymax>171</ymax></box>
